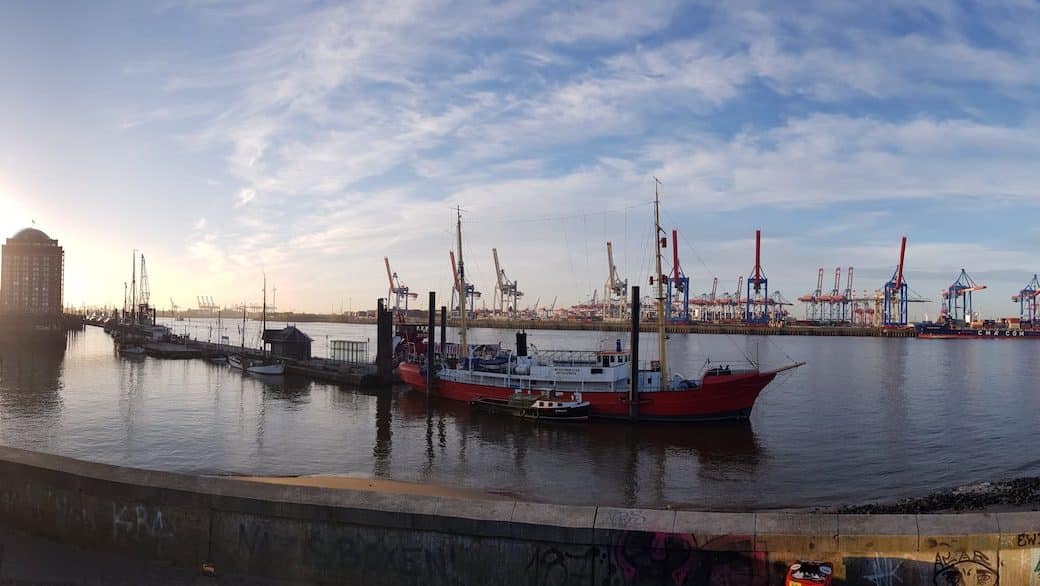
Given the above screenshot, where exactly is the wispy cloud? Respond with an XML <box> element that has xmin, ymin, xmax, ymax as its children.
<box><xmin>61</xmin><ymin>0</ymin><xmax>1040</xmax><ymax>312</ymax></box>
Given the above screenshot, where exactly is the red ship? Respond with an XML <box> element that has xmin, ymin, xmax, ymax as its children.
<box><xmin>398</xmin><ymin>351</ymin><xmax>801</xmax><ymax>422</ymax></box>
<box><xmin>397</xmin><ymin>186</ymin><xmax>803</xmax><ymax>422</ymax></box>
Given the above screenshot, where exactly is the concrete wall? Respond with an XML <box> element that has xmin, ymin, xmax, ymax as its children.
<box><xmin>0</xmin><ymin>445</ymin><xmax>1038</xmax><ymax>584</ymax></box>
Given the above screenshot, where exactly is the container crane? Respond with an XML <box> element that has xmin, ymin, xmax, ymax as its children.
<box><xmin>384</xmin><ymin>256</ymin><xmax>418</xmax><ymax>314</ymax></box>
<box><xmin>744</xmin><ymin>229</ymin><xmax>769</xmax><ymax>324</ymax></box>
<box><xmin>492</xmin><ymin>248</ymin><xmax>523</xmax><ymax>317</ymax></box>
<box><xmin>842</xmin><ymin>267</ymin><xmax>854</xmax><ymax>323</ymax></box>
<box><xmin>798</xmin><ymin>268</ymin><xmax>825</xmax><ymax>321</ymax></box>
<box><xmin>663</xmin><ymin>229</ymin><xmax>690</xmax><ymax>322</ymax></box>
<box><xmin>449</xmin><ymin>251</ymin><xmax>480</xmax><ymax>318</ymax></box>
<box><xmin>545</xmin><ymin>295</ymin><xmax>557</xmax><ymax>319</ymax></box>
<box><xmin>604</xmin><ymin>241</ymin><xmax>628</xmax><ymax>319</ymax></box>
<box><xmin>883</xmin><ymin>236</ymin><xmax>909</xmax><ymax>327</ymax></box>
<box><xmin>1012</xmin><ymin>274</ymin><xmax>1040</xmax><ymax>324</ymax></box>
<box><xmin>826</xmin><ymin>267</ymin><xmax>842</xmax><ymax>321</ymax></box>
<box><xmin>708</xmin><ymin>276</ymin><xmax>719</xmax><ymax>321</ymax></box>
<box><xmin>941</xmin><ymin>269</ymin><xmax>986</xmax><ymax>324</ymax></box>
<box><xmin>732</xmin><ymin>276</ymin><xmax>744</xmax><ymax>321</ymax></box>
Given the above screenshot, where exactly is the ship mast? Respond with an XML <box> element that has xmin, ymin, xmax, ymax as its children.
<box><xmin>653</xmin><ymin>178</ymin><xmax>669</xmax><ymax>390</ymax></box>
<box><xmin>456</xmin><ymin>206</ymin><xmax>468</xmax><ymax>365</ymax></box>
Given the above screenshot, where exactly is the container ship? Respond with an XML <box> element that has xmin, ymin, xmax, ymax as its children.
<box><xmin>916</xmin><ymin>321</ymin><xmax>1040</xmax><ymax>339</ymax></box>
<box><xmin>397</xmin><ymin>185</ymin><xmax>804</xmax><ymax>422</ymax></box>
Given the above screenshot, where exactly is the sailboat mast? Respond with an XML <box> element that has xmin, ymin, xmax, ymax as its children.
<box><xmin>131</xmin><ymin>250</ymin><xmax>137</xmax><ymax>322</ymax></box>
<box><xmin>261</xmin><ymin>273</ymin><xmax>267</xmax><ymax>352</ymax></box>
<box><xmin>456</xmin><ymin>207</ymin><xmax>468</xmax><ymax>363</ymax></box>
<box><xmin>653</xmin><ymin>178</ymin><xmax>669</xmax><ymax>390</ymax></box>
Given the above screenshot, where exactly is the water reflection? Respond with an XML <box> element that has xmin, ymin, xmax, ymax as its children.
<box><xmin>6</xmin><ymin>325</ymin><xmax>1040</xmax><ymax>509</ymax></box>
<box><xmin>373</xmin><ymin>390</ymin><xmax>392</xmax><ymax>476</ymax></box>
<box><xmin>0</xmin><ymin>333</ymin><xmax>66</xmax><ymax>419</ymax></box>
<box><xmin>395</xmin><ymin>390</ymin><xmax>762</xmax><ymax>506</ymax></box>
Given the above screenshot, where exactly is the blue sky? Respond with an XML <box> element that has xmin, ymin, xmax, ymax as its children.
<box><xmin>1</xmin><ymin>0</ymin><xmax>1038</xmax><ymax>318</ymax></box>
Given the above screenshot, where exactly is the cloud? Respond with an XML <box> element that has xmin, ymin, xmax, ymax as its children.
<box><xmin>235</xmin><ymin>188</ymin><xmax>256</xmax><ymax>206</ymax></box>
<box><xmin>133</xmin><ymin>0</ymin><xmax>1040</xmax><ymax>311</ymax></box>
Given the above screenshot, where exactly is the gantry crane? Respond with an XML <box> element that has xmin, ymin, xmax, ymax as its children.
<box><xmin>604</xmin><ymin>241</ymin><xmax>628</xmax><ymax>319</ymax></box>
<box><xmin>798</xmin><ymin>268</ymin><xmax>825</xmax><ymax>321</ymax></box>
<box><xmin>744</xmin><ymin>230</ymin><xmax>769</xmax><ymax>324</ymax></box>
<box><xmin>826</xmin><ymin>267</ymin><xmax>842</xmax><ymax>321</ymax></box>
<box><xmin>492</xmin><ymin>248</ymin><xmax>523</xmax><ymax>317</ymax></box>
<box><xmin>663</xmin><ymin>229</ymin><xmax>690</xmax><ymax>322</ymax></box>
<box><xmin>842</xmin><ymin>267</ymin><xmax>854</xmax><ymax>323</ymax></box>
<box><xmin>197</xmin><ymin>296</ymin><xmax>218</xmax><ymax>311</ymax></box>
<box><xmin>883</xmin><ymin>236</ymin><xmax>909</xmax><ymax>327</ymax></box>
<box><xmin>384</xmin><ymin>256</ymin><xmax>418</xmax><ymax>313</ymax></box>
<box><xmin>941</xmin><ymin>269</ymin><xmax>986</xmax><ymax>324</ymax></box>
<box><xmin>1013</xmin><ymin>274</ymin><xmax>1040</xmax><ymax>324</ymax></box>
<box><xmin>449</xmin><ymin>251</ymin><xmax>480</xmax><ymax>318</ymax></box>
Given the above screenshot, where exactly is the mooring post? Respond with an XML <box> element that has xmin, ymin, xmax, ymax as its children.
<box><xmin>375</xmin><ymin>298</ymin><xmax>392</xmax><ymax>386</ymax></box>
<box><xmin>427</xmin><ymin>292</ymin><xmax>436</xmax><ymax>400</ymax></box>
<box><xmin>629</xmin><ymin>285</ymin><xmax>640</xmax><ymax>421</ymax></box>
<box><xmin>440</xmin><ymin>306</ymin><xmax>447</xmax><ymax>357</ymax></box>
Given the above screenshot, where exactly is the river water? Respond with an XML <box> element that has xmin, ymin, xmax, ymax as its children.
<box><xmin>1</xmin><ymin>320</ymin><xmax>1037</xmax><ymax>511</ymax></box>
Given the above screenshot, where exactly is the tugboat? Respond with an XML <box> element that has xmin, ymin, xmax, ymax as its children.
<box><xmin>471</xmin><ymin>393</ymin><xmax>591</xmax><ymax>422</ymax></box>
<box><xmin>397</xmin><ymin>185</ymin><xmax>804</xmax><ymax>422</ymax></box>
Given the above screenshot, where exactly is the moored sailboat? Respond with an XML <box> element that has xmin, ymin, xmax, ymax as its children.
<box><xmin>228</xmin><ymin>273</ymin><xmax>285</xmax><ymax>376</ymax></box>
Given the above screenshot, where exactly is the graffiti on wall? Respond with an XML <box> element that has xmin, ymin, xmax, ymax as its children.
<box><xmin>525</xmin><ymin>532</ymin><xmax>768</xmax><ymax>586</ymax></box>
<box><xmin>933</xmin><ymin>551</ymin><xmax>997</xmax><ymax>585</ymax></box>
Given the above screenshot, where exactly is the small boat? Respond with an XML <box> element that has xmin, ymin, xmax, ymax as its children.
<box><xmin>228</xmin><ymin>354</ymin><xmax>285</xmax><ymax>375</ymax></box>
<box><xmin>206</xmin><ymin>354</ymin><xmax>228</xmax><ymax>364</ymax></box>
<box><xmin>118</xmin><ymin>345</ymin><xmax>146</xmax><ymax>356</ymax></box>
<box><xmin>471</xmin><ymin>393</ymin><xmax>591</xmax><ymax>422</ymax></box>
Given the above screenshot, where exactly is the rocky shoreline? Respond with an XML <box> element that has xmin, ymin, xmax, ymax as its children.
<box><xmin>836</xmin><ymin>477</ymin><xmax>1040</xmax><ymax>514</ymax></box>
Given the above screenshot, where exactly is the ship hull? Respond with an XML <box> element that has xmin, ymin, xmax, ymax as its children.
<box><xmin>917</xmin><ymin>325</ymin><xmax>1040</xmax><ymax>339</ymax></box>
<box><xmin>398</xmin><ymin>363</ymin><xmax>775</xmax><ymax>422</ymax></box>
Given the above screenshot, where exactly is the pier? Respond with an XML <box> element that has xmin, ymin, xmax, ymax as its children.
<box><xmin>86</xmin><ymin>318</ymin><xmax>383</xmax><ymax>387</ymax></box>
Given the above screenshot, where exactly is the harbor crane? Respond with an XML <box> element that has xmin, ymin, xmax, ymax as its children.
<box><xmin>842</xmin><ymin>267</ymin><xmax>854</xmax><ymax>323</ymax></box>
<box><xmin>197</xmin><ymin>296</ymin><xmax>218</xmax><ymax>311</ymax></box>
<box><xmin>744</xmin><ymin>229</ymin><xmax>770</xmax><ymax>324</ymax></box>
<box><xmin>1012</xmin><ymin>274</ymin><xmax>1040</xmax><ymax>324</ymax></box>
<box><xmin>544</xmin><ymin>295</ymin><xmax>557</xmax><ymax>319</ymax></box>
<box><xmin>798</xmin><ymin>268</ymin><xmax>825</xmax><ymax>321</ymax></box>
<box><xmin>732</xmin><ymin>276</ymin><xmax>744</xmax><ymax>321</ymax></box>
<box><xmin>449</xmin><ymin>251</ymin><xmax>480</xmax><ymax>318</ymax></box>
<box><xmin>491</xmin><ymin>248</ymin><xmax>523</xmax><ymax>317</ymax></box>
<box><xmin>941</xmin><ymin>269</ymin><xmax>986</xmax><ymax>324</ymax></box>
<box><xmin>663</xmin><ymin>229</ymin><xmax>690</xmax><ymax>322</ymax></box>
<box><xmin>384</xmin><ymin>256</ymin><xmax>418</xmax><ymax>313</ymax></box>
<box><xmin>604</xmin><ymin>241</ymin><xmax>628</xmax><ymax>319</ymax></box>
<box><xmin>170</xmin><ymin>298</ymin><xmax>179</xmax><ymax>313</ymax></box>
<box><xmin>825</xmin><ymin>267</ymin><xmax>842</xmax><ymax>321</ymax></box>
<box><xmin>883</xmin><ymin>236</ymin><xmax>909</xmax><ymax>327</ymax></box>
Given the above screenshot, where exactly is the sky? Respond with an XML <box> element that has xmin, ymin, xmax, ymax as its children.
<box><xmin>1</xmin><ymin>0</ymin><xmax>1038</xmax><ymax>319</ymax></box>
